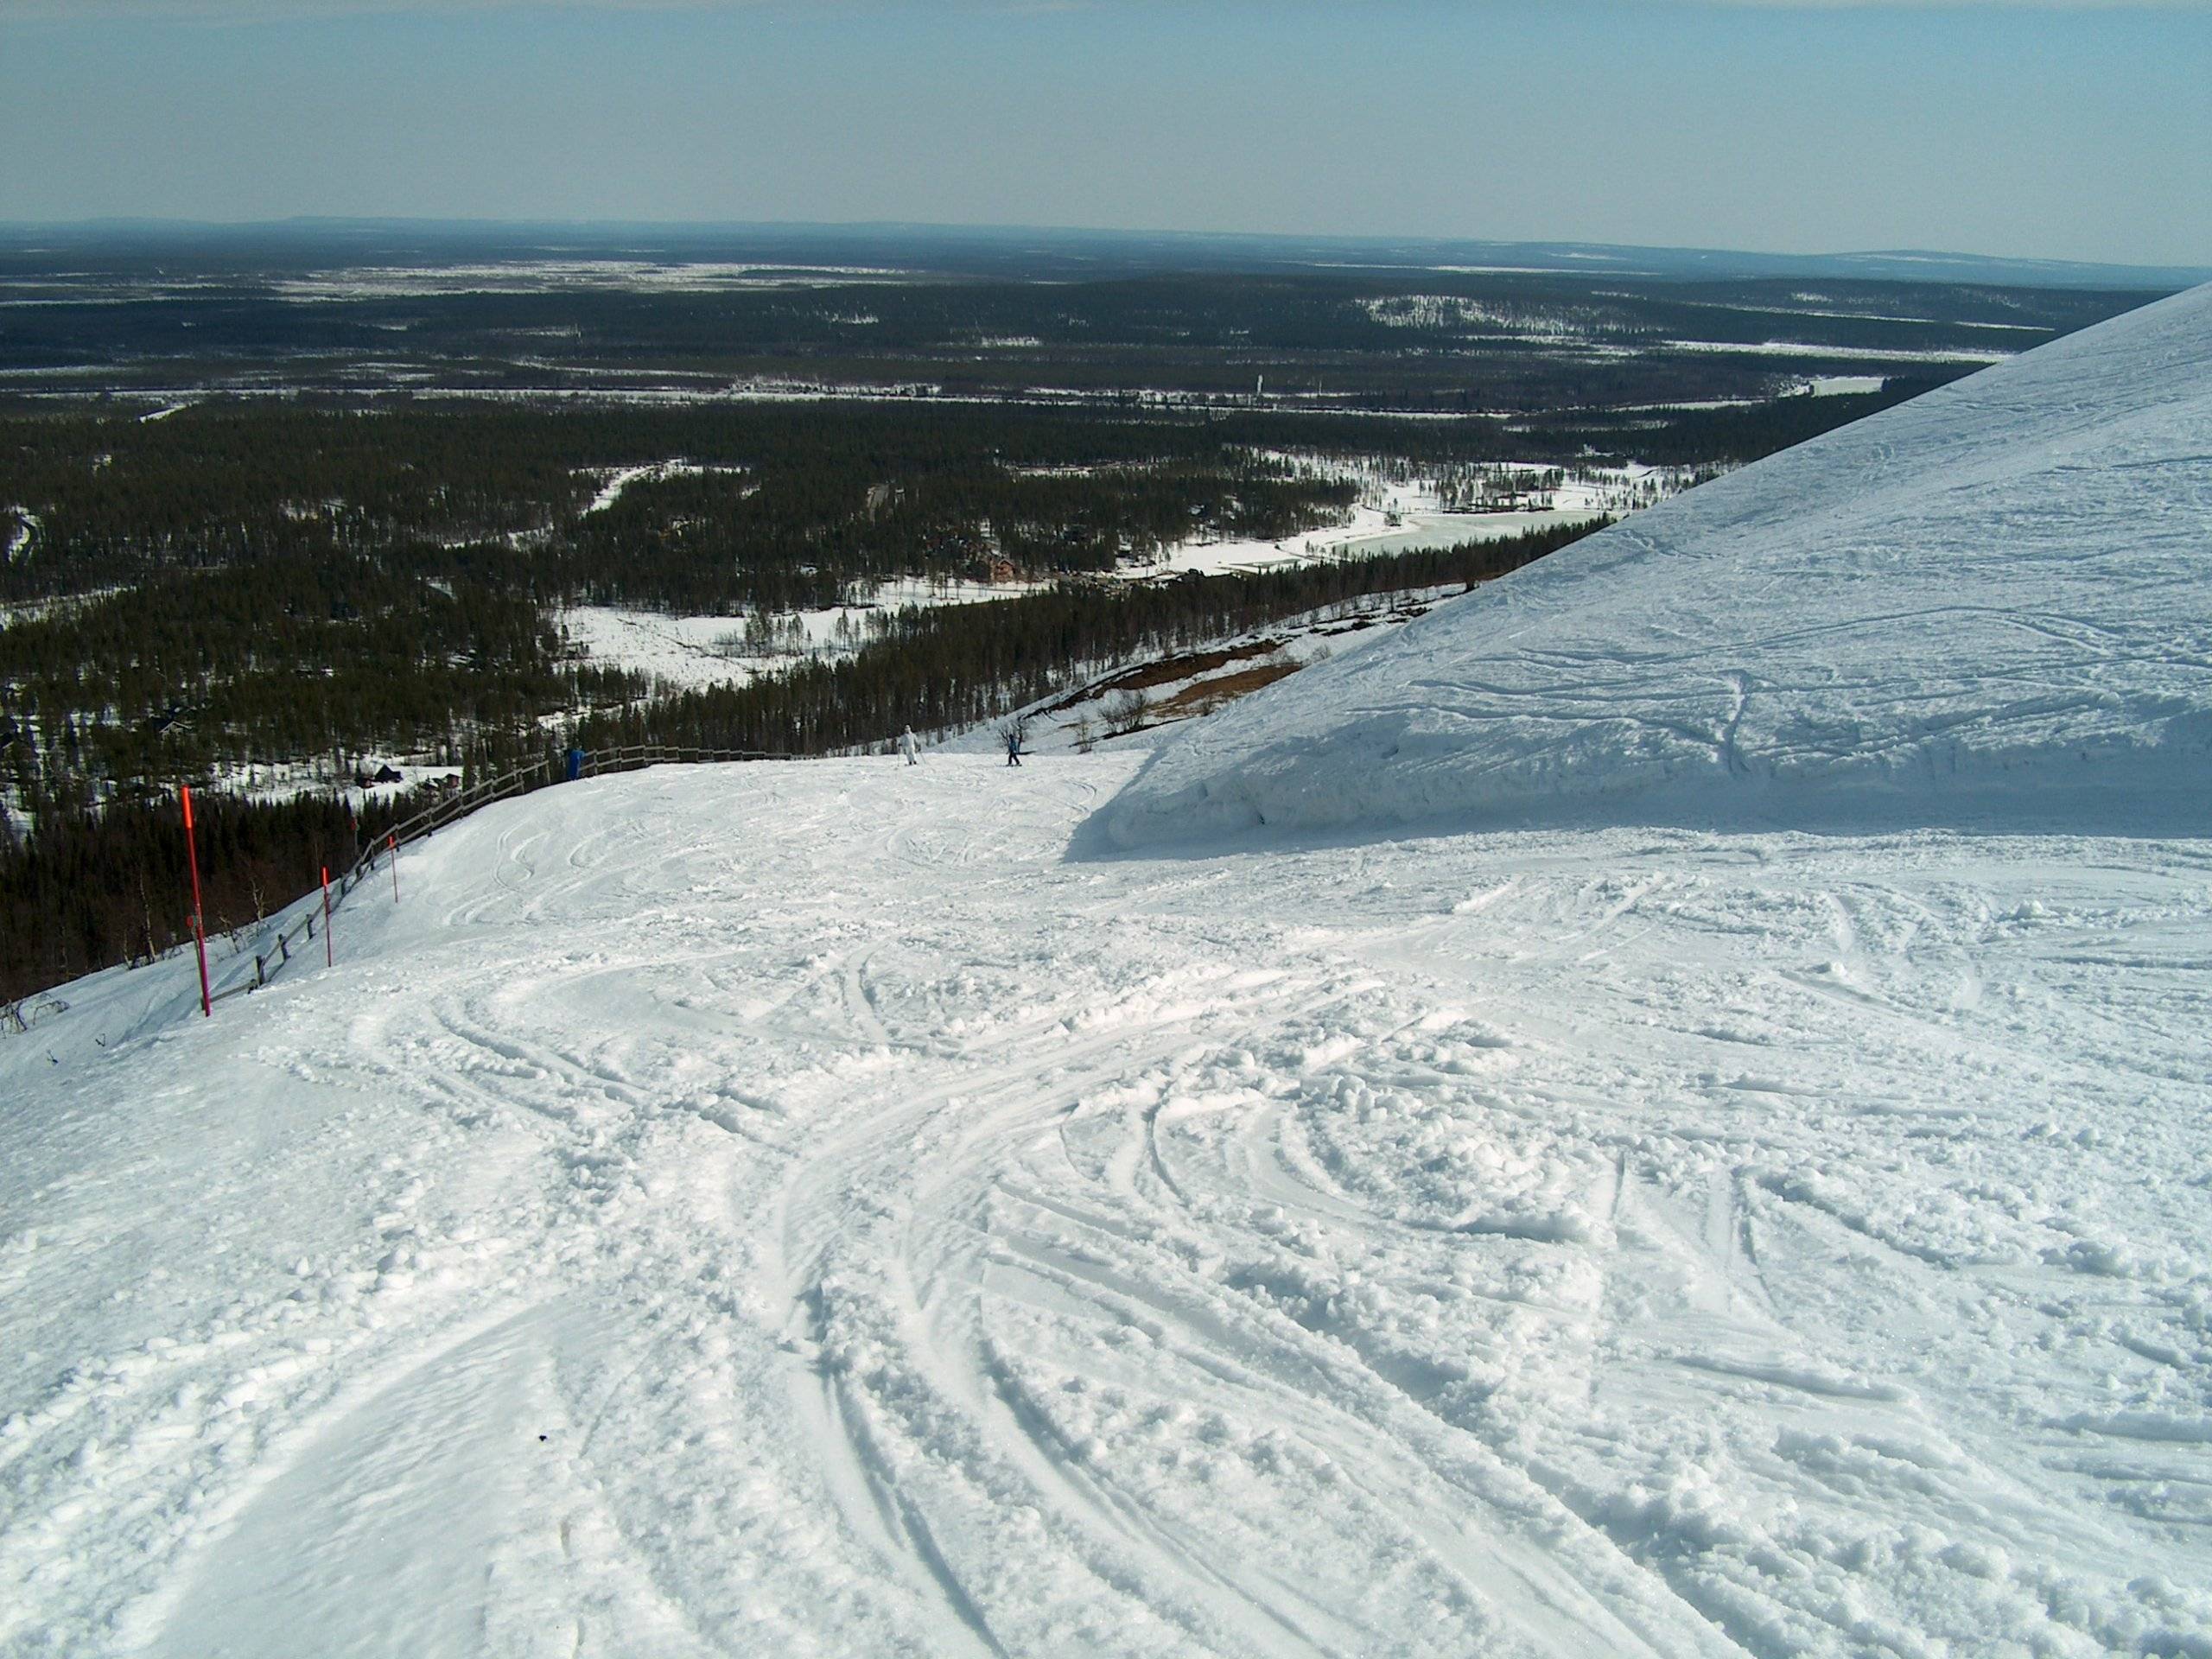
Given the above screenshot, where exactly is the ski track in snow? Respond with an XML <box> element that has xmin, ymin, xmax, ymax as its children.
<box><xmin>3</xmin><ymin>758</ymin><xmax>2210</xmax><ymax>1656</ymax></box>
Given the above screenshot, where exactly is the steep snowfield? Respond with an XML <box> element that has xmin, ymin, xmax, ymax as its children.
<box><xmin>5</xmin><ymin>759</ymin><xmax>2210</xmax><ymax>1656</ymax></box>
<box><xmin>1098</xmin><ymin>285</ymin><xmax>2212</xmax><ymax>849</ymax></box>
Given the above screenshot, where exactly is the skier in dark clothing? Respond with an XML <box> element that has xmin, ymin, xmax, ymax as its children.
<box><xmin>1005</xmin><ymin>728</ymin><xmax>1023</xmax><ymax>766</ymax></box>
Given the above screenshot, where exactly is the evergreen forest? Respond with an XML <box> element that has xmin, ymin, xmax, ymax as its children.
<box><xmin>1</xmin><ymin>229</ymin><xmax>2177</xmax><ymax>1003</ymax></box>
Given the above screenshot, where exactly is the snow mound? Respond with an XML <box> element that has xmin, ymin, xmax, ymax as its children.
<box><xmin>1097</xmin><ymin>284</ymin><xmax>2212</xmax><ymax>848</ymax></box>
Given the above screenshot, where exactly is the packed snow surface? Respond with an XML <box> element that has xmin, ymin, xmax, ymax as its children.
<box><xmin>6</xmin><ymin>757</ymin><xmax>2211</xmax><ymax>1656</ymax></box>
<box><xmin>1100</xmin><ymin>284</ymin><xmax>2212</xmax><ymax>849</ymax></box>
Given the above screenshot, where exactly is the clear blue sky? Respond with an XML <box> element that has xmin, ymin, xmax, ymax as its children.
<box><xmin>3</xmin><ymin>1</ymin><xmax>2208</xmax><ymax>267</ymax></box>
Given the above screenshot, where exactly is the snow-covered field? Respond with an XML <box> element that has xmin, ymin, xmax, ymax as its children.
<box><xmin>270</xmin><ymin>262</ymin><xmax>907</xmax><ymax>302</ymax></box>
<box><xmin>1660</xmin><ymin>340</ymin><xmax>2009</xmax><ymax>365</ymax></box>
<box><xmin>1096</xmin><ymin>499</ymin><xmax>1596</xmax><ymax>582</ymax></box>
<box><xmin>5</xmin><ymin>758</ymin><xmax>2209</xmax><ymax>1656</ymax></box>
<box><xmin>559</xmin><ymin>575</ymin><xmax>1053</xmax><ymax>694</ymax></box>
<box><xmin>558</xmin><ymin>474</ymin><xmax>1618</xmax><ymax>695</ymax></box>
<box><xmin>1801</xmin><ymin>375</ymin><xmax>1886</xmax><ymax>397</ymax></box>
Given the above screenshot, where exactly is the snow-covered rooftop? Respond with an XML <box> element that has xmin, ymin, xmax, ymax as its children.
<box><xmin>1098</xmin><ymin>284</ymin><xmax>2212</xmax><ymax>849</ymax></box>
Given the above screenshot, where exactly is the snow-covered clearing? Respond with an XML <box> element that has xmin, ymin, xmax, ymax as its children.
<box><xmin>0</xmin><ymin>583</ymin><xmax>121</xmax><ymax>632</ymax></box>
<box><xmin>1660</xmin><ymin>340</ymin><xmax>2010</xmax><ymax>365</ymax></box>
<box><xmin>5</xmin><ymin>758</ymin><xmax>2208</xmax><ymax>1656</ymax></box>
<box><xmin>559</xmin><ymin>576</ymin><xmax>1052</xmax><ymax>693</ymax></box>
<box><xmin>198</xmin><ymin>754</ymin><xmax>463</xmax><ymax>809</ymax></box>
<box><xmin>1353</xmin><ymin>296</ymin><xmax>1628</xmax><ymax>341</ymax></box>
<box><xmin>1132</xmin><ymin>500</ymin><xmax>1591</xmax><ymax>581</ymax></box>
<box><xmin>551</xmin><ymin>513</ymin><xmax>1542</xmax><ymax>695</ymax></box>
<box><xmin>579</xmin><ymin>461</ymin><xmax>749</xmax><ymax>517</ymax></box>
<box><xmin>270</xmin><ymin>263</ymin><xmax>906</xmax><ymax>302</ymax></box>
<box><xmin>558</xmin><ymin>605</ymin><xmax>763</xmax><ymax>690</ymax></box>
<box><xmin>557</xmin><ymin>463</ymin><xmax>1622</xmax><ymax>696</ymax></box>
<box><xmin>3</xmin><ymin>508</ymin><xmax>39</xmax><ymax>565</ymax></box>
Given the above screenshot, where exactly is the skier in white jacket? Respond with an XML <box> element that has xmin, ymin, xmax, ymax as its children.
<box><xmin>899</xmin><ymin>727</ymin><xmax>919</xmax><ymax>766</ymax></box>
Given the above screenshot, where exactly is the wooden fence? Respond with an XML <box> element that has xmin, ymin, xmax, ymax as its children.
<box><xmin>207</xmin><ymin>744</ymin><xmax>792</xmax><ymax>1007</ymax></box>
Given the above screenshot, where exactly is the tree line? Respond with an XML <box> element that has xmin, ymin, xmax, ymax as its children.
<box><xmin>0</xmin><ymin>518</ymin><xmax>1592</xmax><ymax>1003</ymax></box>
<box><xmin>3</xmin><ymin>264</ymin><xmax>2140</xmax><ymax>413</ymax></box>
<box><xmin>0</xmin><ymin>385</ymin><xmax>1946</xmax><ymax>834</ymax></box>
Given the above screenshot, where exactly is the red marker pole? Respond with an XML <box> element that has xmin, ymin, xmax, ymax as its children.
<box><xmin>181</xmin><ymin>785</ymin><xmax>211</xmax><ymax>1018</ymax></box>
<box><xmin>388</xmin><ymin>833</ymin><xmax>400</xmax><ymax>904</ymax></box>
<box><xmin>321</xmin><ymin>865</ymin><xmax>334</xmax><ymax>967</ymax></box>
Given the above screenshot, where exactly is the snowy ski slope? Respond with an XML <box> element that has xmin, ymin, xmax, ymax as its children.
<box><xmin>1100</xmin><ymin>284</ymin><xmax>2212</xmax><ymax>849</ymax></box>
<box><xmin>5</xmin><ymin>286</ymin><xmax>2212</xmax><ymax>1656</ymax></box>
<box><xmin>4</xmin><ymin>758</ymin><xmax>2210</xmax><ymax>1656</ymax></box>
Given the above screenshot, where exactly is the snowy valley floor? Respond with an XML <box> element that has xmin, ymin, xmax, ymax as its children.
<box><xmin>4</xmin><ymin>756</ymin><xmax>2210</xmax><ymax>1656</ymax></box>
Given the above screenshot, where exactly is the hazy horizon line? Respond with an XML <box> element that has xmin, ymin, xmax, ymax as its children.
<box><xmin>5</xmin><ymin>214</ymin><xmax>2207</xmax><ymax>285</ymax></box>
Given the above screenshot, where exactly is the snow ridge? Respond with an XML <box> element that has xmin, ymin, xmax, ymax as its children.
<box><xmin>1098</xmin><ymin>283</ymin><xmax>2212</xmax><ymax>848</ymax></box>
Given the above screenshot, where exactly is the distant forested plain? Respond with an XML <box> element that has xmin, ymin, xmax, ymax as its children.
<box><xmin>0</xmin><ymin>226</ymin><xmax>2177</xmax><ymax>998</ymax></box>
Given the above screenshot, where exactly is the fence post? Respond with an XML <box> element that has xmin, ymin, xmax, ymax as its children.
<box><xmin>181</xmin><ymin>785</ymin><xmax>211</xmax><ymax>1019</ymax></box>
<box><xmin>388</xmin><ymin>834</ymin><xmax>400</xmax><ymax>904</ymax></box>
<box><xmin>321</xmin><ymin>866</ymin><xmax>334</xmax><ymax>966</ymax></box>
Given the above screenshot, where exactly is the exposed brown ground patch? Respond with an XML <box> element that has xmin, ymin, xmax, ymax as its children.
<box><xmin>1036</xmin><ymin>638</ymin><xmax>1286</xmax><ymax>715</ymax></box>
<box><xmin>1152</xmin><ymin>659</ymin><xmax>1303</xmax><ymax>721</ymax></box>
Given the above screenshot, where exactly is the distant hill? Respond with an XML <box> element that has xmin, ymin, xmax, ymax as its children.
<box><xmin>0</xmin><ymin>218</ymin><xmax>2201</xmax><ymax>289</ymax></box>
